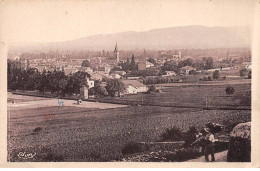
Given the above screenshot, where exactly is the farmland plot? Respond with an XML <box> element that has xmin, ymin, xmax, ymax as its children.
<box><xmin>8</xmin><ymin>105</ymin><xmax>251</xmax><ymax>162</ymax></box>
<box><xmin>114</xmin><ymin>83</ymin><xmax>251</xmax><ymax>109</ymax></box>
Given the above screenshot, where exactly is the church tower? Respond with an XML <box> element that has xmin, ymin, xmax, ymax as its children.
<box><xmin>114</xmin><ymin>43</ymin><xmax>119</xmax><ymax>63</ymax></box>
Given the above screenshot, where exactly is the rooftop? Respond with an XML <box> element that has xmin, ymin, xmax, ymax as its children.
<box><xmin>121</xmin><ymin>80</ymin><xmax>146</xmax><ymax>88</ymax></box>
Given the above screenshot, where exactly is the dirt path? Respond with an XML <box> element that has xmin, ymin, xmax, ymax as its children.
<box><xmin>187</xmin><ymin>150</ymin><xmax>228</xmax><ymax>162</ymax></box>
<box><xmin>8</xmin><ymin>94</ymin><xmax>127</xmax><ymax>110</ymax></box>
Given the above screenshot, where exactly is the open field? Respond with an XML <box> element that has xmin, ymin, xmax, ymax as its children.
<box><xmin>7</xmin><ymin>81</ymin><xmax>251</xmax><ymax>161</ymax></box>
<box><xmin>8</xmin><ymin>104</ymin><xmax>251</xmax><ymax>161</ymax></box>
<box><xmin>103</xmin><ymin>80</ymin><xmax>251</xmax><ymax>109</ymax></box>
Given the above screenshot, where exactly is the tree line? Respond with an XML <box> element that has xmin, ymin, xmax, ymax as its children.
<box><xmin>8</xmin><ymin>60</ymin><xmax>90</xmax><ymax>96</ymax></box>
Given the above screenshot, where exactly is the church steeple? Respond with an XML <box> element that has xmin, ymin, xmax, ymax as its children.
<box><xmin>114</xmin><ymin>42</ymin><xmax>119</xmax><ymax>63</ymax></box>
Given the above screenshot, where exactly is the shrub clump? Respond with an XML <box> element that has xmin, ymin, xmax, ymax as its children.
<box><xmin>121</xmin><ymin>142</ymin><xmax>143</xmax><ymax>155</ymax></box>
<box><xmin>213</xmin><ymin>70</ymin><xmax>220</xmax><ymax>79</ymax></box>
<box><xmin>160</xmin><ymin>126</ymin><xmax>184</xmax><ymax>141</ymax></box>
<box><xmin>225</xmin><ymin>86</ymin><xmax>235</xmax><ymax>96</ymax></box>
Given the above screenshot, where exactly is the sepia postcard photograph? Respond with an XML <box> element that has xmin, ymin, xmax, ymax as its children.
<box><xmin>0</xmin><ymin>0</ymin><xmax>260</xmax><ymax>168</ymax></box>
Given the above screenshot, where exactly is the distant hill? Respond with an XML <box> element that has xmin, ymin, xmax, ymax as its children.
<box><xmin>11</xmin><ymin>25</ymin><xmax>251</xmax><ymax>52</ymax></box>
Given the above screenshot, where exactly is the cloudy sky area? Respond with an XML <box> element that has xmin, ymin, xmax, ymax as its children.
<box><xmin>0</xmin><ymin>0</ymin><xmax>257</xmax><ymax>44</ymax></box>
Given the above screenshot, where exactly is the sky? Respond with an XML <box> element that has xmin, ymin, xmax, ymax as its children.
<box><xmin>0</xmin><ymin>0</ymin><xmax>257</xmax><ymax>44</ymax></box>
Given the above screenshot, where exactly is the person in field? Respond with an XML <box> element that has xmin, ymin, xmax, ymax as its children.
<box><xmin>192</xmin><ymin>123</ymin><xmax>222</xmax><ymax>162</ymax></box>
<box><xmin>203</xmin><ymin>128</ymin><xmax>218</xmax><ymax>162</ymax></box>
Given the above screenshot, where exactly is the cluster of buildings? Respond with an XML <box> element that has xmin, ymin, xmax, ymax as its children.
<box><xmin>11</xmin><ymin>43</ymin><xmax>252</xmax><ymax>99</ymax></box>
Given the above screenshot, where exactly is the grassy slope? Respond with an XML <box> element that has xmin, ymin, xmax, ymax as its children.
<box><xmin>109</xmin><ymin>82</ymin><xmax>251</xmax><ymax>108</ymax></box>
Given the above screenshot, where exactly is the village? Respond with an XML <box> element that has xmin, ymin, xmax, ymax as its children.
<box><xmin>7</xmin><ymin>43</ymin><xmax>252</xmax><ymax>162</ymax></box>
<box><xmin>8</xmin><ymin>43</ymin><xmax>251</xmax><ymax>101</ymax></box>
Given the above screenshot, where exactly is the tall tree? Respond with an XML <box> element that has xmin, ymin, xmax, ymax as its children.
<box><xmin>205</xmin><ymin>57</ymin><xmax>214</xmax><ymax>70</ymax></box>
<box><xmin>148</xmin><ymin>58</ymin><xmax>157</xmax><ymax>65</ymax></box>
<box><xmin>81</xmin><ymin>60</ymin><xmax>91</xmax><ymax>67</ymax></box>
<box><xmin>161</xmin><ymin>60</ymin><xmax>179</xmax><ymax>73</ymax></box>
<box><xmin>106</xmin><ymin>79</ymin><xmax>125</xmax><ymax>97</ymax></box>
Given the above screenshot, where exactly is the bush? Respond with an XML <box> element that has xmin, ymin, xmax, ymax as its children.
<box><xmin>160</xmin><ymin>127</ymin><xmax>184</xmax><ymax>141</ymax></box>
<box><xmin>121</xmin><ymin>142</ymin><xmax>143</xmax><ymax>155</ymax></box>
<box><xmin>223</xmin><ymin>76</ymin><xmax>226</xmax><ymax>80</ymax></box>
<box><xmin>213</xmin><ymin>70</ymin><xmax>220</xmax><ymax>79</ymax></box>
<box><xmin>184</xmin><ymin>126</ymin><xmax>198</xmax><ymax>147</ymax></box>
<box><xmin>225</xmin><ymin>86</ymin><xmax>235</xmax><ymax>96</ymax></box>
<box><xmin>189</xmin><ymin>70</ymin><xmax>197</xmax><ymax>75</ymax></box>
<box><xmin>240</xmin><ymin>69</ymin><xmax>247</xmax><ymax>77</ymax></box>
<box><xmin>202</xmin><ymin>76</ymin><xmax>208</xmax><ymax>81</ymax></box>
<box><xmin>147</xmin><ymin>85</ymin><xmax>157</xmax><ymax>94</ymax></box>
<box><xmin>207</xmin><ymin>76</ymin><xmax>212</xmax><ymax>81</ymax></box>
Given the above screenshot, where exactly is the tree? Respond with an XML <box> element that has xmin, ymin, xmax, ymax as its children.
<box><xmin>178</xmin><ymin>58</ymin><xmax>193</xmax><ymax>68</ymax></box>
<box><xmin>248</xmin><ymin>71</ymin><xmax>252</xmax><ymax>79</ymax></box>
<box><xmin>93</xmin><ymin>80</ymin><xmax>108</xmax><ymax>96</ymax></box>
<box><xmin>58</xmin><ymin>78</ymin><xmax>68</xmax><ymax>96</ymax></box>
<box><xmin>193</xmin><ymin>60</ymin><xmax>205</xmax><ymax>70</ymax></box>
<box><xmin>81</xmin><ymin>60</ymin><xmax>91</xmax><ymax>67</ymax></box>
<box><xmin>106</xmin><ymin>79</ymin><xmax>125</xmax><ymax>97</ymax></box>
<box><xmin>213</xmin><ymin>70</ymin><xmax>220</xmax><ymax>79</ymax></box>
<box><xmin>126</xmin><ymin>57</ymin><xmax>130</xmax><ymax>63</ymax></box>
<box><xmin>130</xmin><ymin>55</ymin><xmax>138</xmax><ymax>71</ymax></box>
<box><xmin>184</xmin><ymin>126</ymin><xmax>198</xmax><ymax>147</ymax></box>
<box><xmin>65</xmin><ymin>71</ymin><xmax>90</xmax><ymax>95</ymax></box>
<box><xmin>160</xmin><ymin>126</ymin><xmax>184</xmax><ymax>141</ymax></box>
<box><xmin>148</xmin><ymin>58</ymin><xmax>157</xmax><ymax>65</ymax></box>
<box><xmin>189</xmin><ymin>70</ymin><xmax>197</xmax><ymax>75</ymax></box>
<box><xmin>239</xmin><ymin>69</ymin><xmax>247</xmax><ymax>77</ymax></box>
<box><xmin>161</xmin><ymin>60</ymin><xmax>179</xmax><ymax>73</ymax></box>
<box><xmin>109</xmin><ymin>66</ymin><xmax>123</xmax><ymax>74</ymax></box>
<box><xmin>147</xmin><ymin>85</ymin><xmax>157</xmax><ymax>94</ymax></box>
<box><xmin>131</xmin><ymin>54</ymin><xmax>135</xmax><ymax>64</ymax></box>
<box><xmin>225</xmin><ymin>86</ymin><xmax>235</xmax><ymax>96</ymax></box>
<box><xmin>204</xmin><ymin>57</ymin><xmax>214</xmax><ymax>70</ymax></box>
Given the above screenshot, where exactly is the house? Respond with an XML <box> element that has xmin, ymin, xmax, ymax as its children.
<box><xmin>162</xmin><ymin>71</ymin><xmax>177</xmax><ymax>77</ymax></box>
<box><xmin>121</xmin><ymin>80</ymin><xmax>148</xmax><ymax>94</ymax></box>
<box><xmin>63</xmin><ymin>67</ymin><xmax>79</xmax><ymax>75</ymax></box>
<box><xmin>80</xmin><ymin>67</ymin><xmax>93</xmax><ymax>74</ymax></box>
<box><xmin>91</xmin><ymin>71</ymin><xmax>112</xmax><ymax>81</ymax></box>
<box><xmin>80</xmin><ymin>85</ymin><xmax>88</xmax><ymax>100</ymax></box>
<box><xmin>126</xmin><ymin>76</ymin><xmax>140</xmax><ymax>80</ymax></box>
<box><xmin>110</xmin><ymin>73</ymin><xmax>122</xmax><ymax>79</ymax></box>
<box><xmin>180</xmin><ymin>66</ymin><xmax>196</xmax><ymax>75</ymax></box>
<box><xmin>86</xmin><ymin>78</ymin><xmax>95</xmax><ymax>88</ymax></box>
<box><xmin>95</xmin><ymin>65</ymin><xmax>112</xmax><ymax>74</ymax></box>
<box><xmin>138</xmin><ymin>61</ymin><xmax>155</xmax><ymax>70</ymax></box>
<box><xmin>35</xmin><ymin>65</ymin><xmax>47</xmax><ymax>73</ymax></box>
<box><xmin>114</xmin><ymin>71</ymin><xmax>126</xmax><ymax>76</ymax></box>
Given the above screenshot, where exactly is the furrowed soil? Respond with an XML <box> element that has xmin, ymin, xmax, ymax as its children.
<box><xmin>8</xmin><ymin>105</ymin><xmax>251</xmax><ymax>161</ymax></box>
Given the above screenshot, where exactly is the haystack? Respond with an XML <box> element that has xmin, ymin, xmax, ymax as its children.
<box><xmin>227</xmin><ymin>122</ymin><xmax>251</xmax><ymax>162</ymax></box>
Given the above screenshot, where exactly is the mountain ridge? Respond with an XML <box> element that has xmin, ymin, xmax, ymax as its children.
<box><xmin>11</xmin><ymin>25</ymin><xmax>251</xmax><ymax>52</ymax></box>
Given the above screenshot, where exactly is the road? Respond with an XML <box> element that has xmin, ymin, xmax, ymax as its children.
<box><xmin>187</xmin><ymin>150</ymin><xmax>228</xmax><ymax>162</ymax></box>
<box><xmin>8</xmin><ymin>93</ymin><xmax>127</xmax><ymax>110</ymax></box>
<box><xmin>157</xmin><ymin>79</ymin><xmax>251</xmax><ymax>88</ymax></box>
